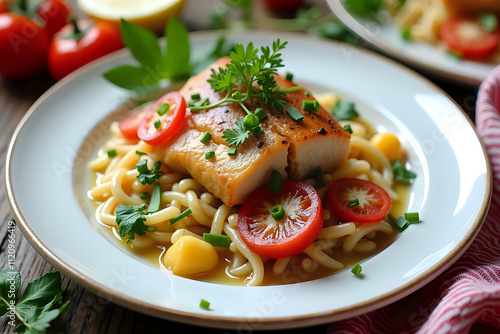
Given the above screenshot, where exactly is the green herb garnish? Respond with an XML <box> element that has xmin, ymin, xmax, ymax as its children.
<box><xmin>170</xmin><ymin>208</ymin><xmax>193</xmax><ymax>225</ymax></box>
<box><xmin>200</xmin><ymin>132</ymin><xmax>212</xmax><ymax>144</ymax></box>
<box><xmin>269</xmin><ymin>169</ymin><xmax>283</xmax><ymax>193</ymax></box>
<box><xmin>349</xmin><ymin>199</ymin><xmax>360</xmax><ymax>207</ymax></box>
<box><xmin>199</xmin><ymin>298</ymin><xmax>211</xmax><ymax>310</ymax></box>
<box><xmin>147</xmin><ymin>182</ymin><xmax>162</xmax><ymax>214</ymax></box>
<box><xmin>0</xmin><ymin>268</ymin><xmax>70</xmax><ymax>334</ymax></box>
<box><xmin>107</xmin><ymin>149</ymin><xmax>117</xmax><ymax>158</ymax></box>
<box><xmin>332</xmin><ymin>100</ymin><xmax>359</xmax><ymax>121</ymax></box>
<box><xmin>351</xmin><ymin>263</ymin><xmax>363</xmax><ymax>276</ymax></box>
<box><xmin>136</xmin><ymin>160</ymin><xmax>163</xmax><ymax>185</ymax></box>
<box><xmin>115</xmin><ymin>203</ymin><xmax>155</xmax><ymax>243</ymax></box>
<box><xmin>205</xmin><ymin>151</ymin><xmax>216</xmax><ymax>160</ymax></box>
<box><xmin>392</xmin><ymin>160</ymin><xmax>417</xmax><ymax>183</ymax></box>
<box><xmin>203</xmin><ymin>233</ymin><xmax>231</xmax><ymax>248</ymax></box>
<box><xmin>480</xmin><ymin>13</ymin><xmax>498</xmax><ymax>33</ymax></box>
<box><xmin>271</xmin><ymin>205</ymin><xmax>285</xmax><ymax>221</ymax></box>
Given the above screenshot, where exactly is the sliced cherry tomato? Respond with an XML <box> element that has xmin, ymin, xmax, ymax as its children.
<box><xmin>118</xmin><ymin>106</ymin><xmax>149</xmax><ymax>140</ymax></box>
<box><xmin>0</xmin><ymin>12</ymin><xmax>50</xmax><ymax>79</ymax></box>
<box><xmin>37</xmin><ymin>0</ymin><xmax>71</xmax><ymax>36</ymax></box>
<box><xmin>47</xmin><ymin>19</ymin><xmax>123</xmax><ymax>80</ymax></box>
<box><xmin>138</xmin><ymin>92</ymin><xmax>187</xmax><ymax>145</ymax></box>
<box><xmin>237</xmin><ymin>180</ymin><xmax>323</xmax><ymax>259</ymax></box>
<box><xmin>327</xmin><ymin>178</ymin><xmax>392</xmax><ymax>223</ymax></box>
<box><xmin>440</xmin><ymin>15</ymin><xmax>500</xmax><ymax>60</ymax></box>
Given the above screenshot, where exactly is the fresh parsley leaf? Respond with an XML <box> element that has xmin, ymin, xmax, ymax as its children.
<box><xmin>0</xmin><ymin>269</ymin><xmax>70</xmax><ymax>334</ymax></box>
<box><xmin>115</xmin><ymin>203</ymin><xmax>155</xmax><ymax>243</ymax></box>
<box><xmin>222</xmin><ymin>118</ymin><xmax>249</xmax><ymax>148</ymax></box>
<box><xmin>136</xmin><ymin>160</ymin><xmax>163</xmax><ymax>185</ymax></box>
<box><xmin>332</xmin><ymin>100</ymin><xmax>359</xmax><ymax>121</ymax></box>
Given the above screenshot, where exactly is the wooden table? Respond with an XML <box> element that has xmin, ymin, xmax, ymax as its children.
<box><xmin>0</xmin><ymin>1</ymin><xmax>484</xmax><ymax>333</ymax></box>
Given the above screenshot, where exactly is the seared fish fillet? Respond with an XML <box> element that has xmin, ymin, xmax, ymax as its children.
<box><xmin>161</xmin><ymin>58</ymin><xmax>350</xmax><ymax>206</ymax></box>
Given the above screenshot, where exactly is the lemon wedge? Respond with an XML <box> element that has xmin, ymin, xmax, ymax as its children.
<box><xmin>77</xmin><ymin>0</ymin><xmax>186</xmax><ymax>34</ymax></box>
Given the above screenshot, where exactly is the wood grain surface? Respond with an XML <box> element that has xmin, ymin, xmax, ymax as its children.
<box><xmin>0</xmin><ymin>1</ymin><xmax>485</xmax><ymax>333</ymax></box>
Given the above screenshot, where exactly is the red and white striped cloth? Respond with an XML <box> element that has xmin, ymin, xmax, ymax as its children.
<box><xmin>328</xmin><ymin>67</ymin><xmax>500</xmax><ymax>334</ymax></box>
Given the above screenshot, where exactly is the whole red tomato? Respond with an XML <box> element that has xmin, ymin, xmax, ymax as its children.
<box><xmin>262</xmin><ymin>0</ymin><xmax>304</xmax><ymax>12</ymax></box>
<box><xmin>0</xmin><ymin>4</ymin><xmax>8</xmax><ymax>13</ymax></box>
<box><xmin>0</xmin><ymin>12</ymin><xmax>50</xmax><ymax>78</ymax></box>
<box><xmin>48</xmin><ymin>20</ymin><xmax>123</xmax><ymax>80</ymax></box>
<box><xmin>36</xmin><ymin>0</ymin><xmax>71</xmax><ymax>36</ymax></box>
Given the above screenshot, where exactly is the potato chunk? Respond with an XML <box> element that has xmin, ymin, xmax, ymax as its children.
<box><xmin>163</xmin><ymin>236</ymin><xmax>218</xmax><ymax>276</ymax></box>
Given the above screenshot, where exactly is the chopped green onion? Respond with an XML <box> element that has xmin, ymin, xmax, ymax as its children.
<box><xmin>107</xmin><ymin>149</ymin><xmax>117</xmax><ymax>158</ymax></box>
<box><xmin>228</xmin><ymin>148</ymin><xmax>237</xmax><ymax>156</ymax></box>
<box><xmin>191</xmin><ymin>93</ymin><xmax>201</xmax><ymax>100</ymax></box>
<box><xmin>332</xmin><ymin>100</ymin><xmax>359</xmax><ymax>121</ymax></box>
<box><xmin>170</xmin><ymin>208</ymin><xmax>192</xmax><ymax>225</ymax></box>
<box><xmin>351</xmin><ymin>263</ymin><xmax>362</xmax><ymax>276</ymax></box>
<box><xmin>157</xmin><ymin>103</ymin><xmax>170</xmax><ymax>116</ymax></box>
<box><xmin>187</xmin><ymin>99</ymin><xmax>196</xmax><ymax>107</ymax></box>
<box><xmin>304</xmin><ymin>91</ymin><xmax>310</xmax><ymax>97</ymax></box>
<box><xmin>388</xmin><ymin>214</ymin><xmax>409</xmax><ymax>232</ymax></box>
<box><xmin>140</xmin><ymin>192</ymin><xmax>150</xmax><ymax>200</ymax></box>
<box><xmin>254</xmin><ymin>108</ymin><xmax>267</xmax><ymax>120</ymax></box>
<box><xmin>480</xmin><ymin>13</ymin><xmax>498</xmax><ymax>33</ymax></box>
<box><xmin>285</xmin><ymin>72</ymin><xmax>294</xmax><ymax>81</ymax></box>
<box><xmin>205</xmin><ymin>151</ymin><xmax>216</xmax><ymax>160</ymax></box>
<box><xmin>203</xmin><ymin>233</ymin><xmax>231</xmax><ymax>248</ymax></box>
<box><xmin>199</xmin><ymin>299</ymin><xmax>210</xmax><ymax>310</ymax></box>
<box><xmin>271</xmin><ymin>205</ymin><xmax>285</xmax><ymax>221</ymax></box>
<box><xmin>251</xmin><ymin>125</ymin><xmax>264</xmax><ymax>137</ymax></box>
<box><xmin>286</xmin><ymin>107</ymin><xmax>304</xmax><ymax>122</ymax></box>
<box><xmin>349</xmin><ymin>199</ymin><xmax>359</xmax><ymax>208</ymax></box>
<box><xmin>269</xmin><ymin>169</ymin><xmax>283</xmax><ymax>193</ymax></box>
<box><xmin>147</xmin><ymin>182</ymin><xmax>161</xmax><ymax>214</ymax></box>
<box><xmin>343</xmin><ymin>124</ymin><xmax>353</xmax><ymax>134</ymax></box>
<box><xmin>404</xmin><ymin>212</ymin><xmax>420</xmax><ymax>223</ymax></box>
<box><xmin>392</xmin><ymin>160</ymin><xmax>417</xmax><ymax>183</ymax></box>
<box><xmin>154</xmin><ymin>119</ymin><xmax>161</xmax><ymax>129</ymax></box>
<box><xmin>136</xmin><ymin>150</ymin><xmax>146</xmax><ymax>156</ymax></box>
<box><xmin>302</xmin><ymin>100</ymin><xmax>320</xmax><ymax>112</ymax></box>
<box><xmin>314</xmin><ymin>168</ymin><xmax>326</xmax><ymax>187</ymax></box>
<box><xmin>200</xmin><ymin>132</ymin><xmax>212</xmax><ymax>144</ymax></box>
<box><xmin>401</xmin><ymin>27</ymin><xmax>411</xmax><ymax>41</ymax></box>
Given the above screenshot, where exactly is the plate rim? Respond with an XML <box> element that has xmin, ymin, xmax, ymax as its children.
<box><xmin>4</xmin><ymin>29</ymin><xmax>493</xmax><ymax>329</ymax></box>
<box><xmin>326</xmin><ymin>0</ymin><xmax>492</xmax><ymax>87</ymax></box>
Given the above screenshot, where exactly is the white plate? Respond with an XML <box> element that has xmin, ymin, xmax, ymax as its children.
<box><xmin>6</xmin><ymin>31</ymin><xmax>491</xmax><ymax>329</ymax></box>
<box><xmin>326</xmin><ymin>0</ymin><xmax>497</xmax><ymax>86</ymax></box>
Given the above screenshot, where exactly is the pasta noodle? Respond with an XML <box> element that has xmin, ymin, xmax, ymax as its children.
<box><xmin>87</xmin><ymin>94</ymin><xmax>411</xmax><ymax>286</ymax></box>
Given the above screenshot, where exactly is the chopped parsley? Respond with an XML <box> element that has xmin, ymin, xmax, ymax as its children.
<box><xmin>115</xmin><ymin>203</ymin><xmax>155</xmax><ymax>243</ymax></box>
<box><xmin>222</xmin><ymin>118</ymin><xmax>249</xmax><ymax>149</ymax></box>
<box><xmin>136</xmin><ymin>160</ymin><xmax>163</xmax><ymax>185</ymax></box>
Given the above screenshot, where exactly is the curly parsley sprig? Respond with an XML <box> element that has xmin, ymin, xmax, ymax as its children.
<box><xmin>190</xmin><ymin>39</ymin><xmax>301</xmax><ymax>150</ymax></box>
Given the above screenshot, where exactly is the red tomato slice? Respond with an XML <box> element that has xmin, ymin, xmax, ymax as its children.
<box><xmin>327</xmin><ymin>178</ymin><xmax>391</xmax><ymax>223</ymax></box>
<box><xmin>138</xmin><ymin>91</ymin><xmax>187</xmax><ymax>145</ymax></box>
<box><xmin>118</xmin><ymin>106</ymin><xmax>149</xmax><ymax>140</ymax></box>
<box><xmin>237</xmin><ymin>180</ymin><xmax>323</xmax><ymax>259</ymax></box>
<box><xmin>440</xmin><ymin>15</ymin><xmax>500</xmax><ymax>60</ymax></box>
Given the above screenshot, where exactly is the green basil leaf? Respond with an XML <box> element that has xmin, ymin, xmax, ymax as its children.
<box><xmin>103</xmin><ymin>64</ymin><xmax>160</xmax><ymax>91</ymax></box>
<box><xmin>120</xmin><ymin>19</ymin><xmax>162</xmax><ymax>71</ymax></box>
<box><xmin>162</xmin><ymin>17</ymin><xmax>191</xmax><ymax>80</ymax></box>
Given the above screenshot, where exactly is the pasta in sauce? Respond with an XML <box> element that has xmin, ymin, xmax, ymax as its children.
<box><xmin>87</xmin><ymin>93</ymin><xmax>410</xmax><ymax>286</ymax></box>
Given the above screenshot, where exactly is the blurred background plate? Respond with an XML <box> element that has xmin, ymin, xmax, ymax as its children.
<box><xmin>326</xmin><ymin>0</ymin><xmax>496</xmax><ymax>86</ymax></box>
